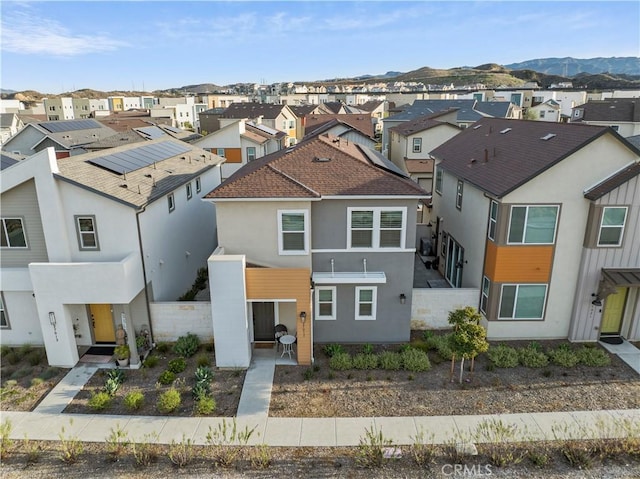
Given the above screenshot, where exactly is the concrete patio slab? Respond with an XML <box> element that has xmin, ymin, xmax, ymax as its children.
<box><xmin>300</xmin><ymin>418</ymin><xmax>336</xmax><ymax>447</ymax></box>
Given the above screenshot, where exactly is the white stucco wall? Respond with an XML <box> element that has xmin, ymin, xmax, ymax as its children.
<box><xmin>1</xmin><ymin>291</ymin><xmax>43</xmax><ymax>345</ymax></box>
<box><xmin>411</xmin><ymin>288</ymin><xmax>480</xmax><ymax>329</ymax></box>
<box><xmin>149</xmin><ymin>302</ymin><xmax>214</xmax><ymax>342</ymax></box>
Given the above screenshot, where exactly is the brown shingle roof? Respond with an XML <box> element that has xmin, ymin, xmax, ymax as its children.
<box><xmin>405</xmin><ymin>159</ymin><xmax>434</xmax><ymax>174</ymax></box>
<box><xmin>205</xmin><ymin>134</ymin><xmax>426</xmax><ymax>199</ymax></box>
<box><xmin>584</xmin><ymin>161</ymin><xmax>640</xmax><ymax>200</ymax></box>
<box><xmin>222</xmin><ymin>102</ymin><xmax>291</xmax><ymax>120</ymax></box>
<box><xmin>305</xmin><ymin>114</ymin><xmax>374</xmax><ymax>138</ymax></box>
<box><xmin>389</xmin><ymin>111</ymin><xmax>458</xmax><ymax>136</ymax></box>
<box><xmin>431</xmin><ymin>118</ymin><xmax>615</xmax><ymax>198</ymax></box>
<box><xmin>577</xmin><ymin>99</ymin><xmax>640</xmax><ymax>123</ymax></box>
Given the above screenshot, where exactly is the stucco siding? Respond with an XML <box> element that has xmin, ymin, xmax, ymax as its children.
<box><xmin>0</xmin><ymin>291</ymin><xmax>43</xmax><ymax>345</ymax></box>
<box><xmin>150</xmin><ymin>302</ymin><xmax>214</xmax><ymax>342</ymax></box>
<box><xmin>3</xmin><ymin>125</ymin><xmax>44</xmax><ymax>155</ymax></box>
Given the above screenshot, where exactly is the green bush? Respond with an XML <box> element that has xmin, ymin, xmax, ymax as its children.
<box><xmin>39</xmin><ymin>367</ymin><xmax>61</xmax><ymax>380</ymax></box>
<box><xmin>352</xmin><ymin>353</ymin><xmax>379</xmax><ymax>370</ymax></box>
<box><xmin>518</xmin><ymin>345</ymin><xmax>549</xmax><ymax>368</ymax></box>
<box><xmin>576</xmin><ymin>346</ymin><xmax>611</xmax><ymax>367</ymax></box>
<box><xmin>323</xmin><ymin>344</ymin><xmax>345</xmax><ymax>358</ymax></box>
<box><xmin>157</xmin><ymin>388</ymin><xmax>181</xmax><ymax>413</ymax></box>
<box><xmin>30</xmin><ymin>377</ymin><xmax>44</xmax><ymax>388</ymax></box>
<box><xmin>195</xmin><ymin>366</ymin><xmax>214</xmax><ymax>383</ymax></box>
<box><xmin>192</xmin><ymin>381</ymin><xmax>211</xmax><ymax>401</ymax></box>
<box><xmin>196</xmin><ymin>354</ymin><xmax>211</xmax><ymax>367</ymax></box>
<box><xmin>549</xmin><ymin>345</ymin><xmax>580</xmax><ymax>367</ymax></box>
<box><xmin>26</xmin><ymin>350</ymin><xmax>45</xmax><ymax>366</ymax></box>
<box><xmin>378</xmin><ymin>351</ymin><xmax>402</xmax><ymax>370</ymax></box>
<box><xmin>88</xmin><ymin>391</ymin><xmax>112</xmax><ymax>411</ymax></box>
<box><xmin>156</xmin><ymin>342</ymin><xmax>171</xmax><ymax>354</ymax></box>
<box><xmin>401</xmin><ymin>348</ymin><xmax>431</xmax><ymax>372</ymax></box>
<box><xmin>329</xmin><ymin>352</ymin><xmax>353</xmax><ymax>370</ymax></box>
<box><xmin>158</xmin><ymin>370</ymin><xmax>176</xmax><ymax>385</ymax></box>
<box><xmin>123</xmin><ymin>391</ymin><xmax>145</xmax><ymax>411</ymax></box>
<box><xmin>195</xmin><ymin>396</ymin><xmax>216</xmax><ymax>415</ymax></box>
<box><xmin>4</xmin><ymin>352</ymin><xmax>21</xmax><ymax>365</ymax></box>
<box><xmin>168</xmin><ymin>358</ymin><xmax>187</xmax><ymax>374</ymax></box>
<box><xmin>361</xmin><ymin>343</ymin><xmax>374</xmax><ymax>355</ymax></box>
<box><xmin>143</xmin><ymin>355</ymin><xmax>159</xmax><ymax>368</ymax></box>
<box><xmin>173</xmin><ymin>334</ymin><xmax>200</xmax><ymax>358</ymax></box>
<box><xmin>487</xmin><ymin>345</ymin><xmax>519</xmax><ymax>368</ymax></box>
<box><xmin>409</xmin><ymin>340</ymin><xmax>431</xmax><ymax>354</ymax></box>
<box><xmin>10</xmin><ymin>367</ymin><xmax>33</xmax><ymax>380</ymax></box>
<box><xmin>425</xmin><ymin>334</ymin><xmax>454</xmax><ymax>360</ymax></box>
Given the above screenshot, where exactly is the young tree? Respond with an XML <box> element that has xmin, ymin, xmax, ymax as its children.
<box><xmin>447</xmin><ymin>307</ymin><xmax>489</xmax><ymax>383</ymax></box>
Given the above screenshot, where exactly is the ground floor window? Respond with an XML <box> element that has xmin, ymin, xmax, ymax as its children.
<box><xmin>498</xmin><ymin>284</ymin><xmax>547</xmax><ymax>320</ymax></box>
<box><xmin>355</xmin><ymin>287</ymin><xmax>377</xmax><ymax>320</ymax></box>
<box><xmin>315</xmin><ymin>286</ymin><xmax>336</xmax><ymax>320</ymax></box>
<box><xmin>445</xmin><ymin>235</ymin><xmax>464</xmax><ymax>288</ymax></box>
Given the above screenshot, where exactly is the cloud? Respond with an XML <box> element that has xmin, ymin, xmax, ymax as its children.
<box><xmin>1</xmin><ymin>10</ymin><xmax>129</xmax><ymax>56</ymax></box>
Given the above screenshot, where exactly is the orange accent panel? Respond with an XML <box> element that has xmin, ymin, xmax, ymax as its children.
<box><xmin>224</xmin><ymin>148</ymin><xmax>242</xmax><ymax>163</ymax></box>
<box><xmin>246</xmin><ymin>268</ymin><xmax>312</xmax><ymax>365</ymax></box>
<box><xmin>484</xmin><ymin>241</ymin><xmax>553</xmax><ymax>283</ymax></box>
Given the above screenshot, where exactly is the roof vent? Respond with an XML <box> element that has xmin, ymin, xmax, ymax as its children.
<box><xmin>473</xmin><ymin>124</ymin><xmax>482</xmax><ymax>130</ymax></box>
<box><xmin>313</xmin><ymin>157</ymin><xmax>331</xmax><ymax>162</ymax></box>
<box><xmin>144</xmin><ymin>173</ymin><xmax>152</xmax><ymax>178</ymax></box>
<box><xmin>119</xmin><ymin>183</ymin><xmax>127</xmax><ymax>188</ymax></box>
<box><xmin>500</xmin><ymin>128</ymin><xmax>512</xmax><ymax>134</ymax></box>
<box><xmin>540</xmin><ymin>133</ymin><xmax>556</xmax><ymax>141</ymax></box>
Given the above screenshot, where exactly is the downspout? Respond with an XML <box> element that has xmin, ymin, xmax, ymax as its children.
<box><xmin>135</xmin><ymin>207</ymin><xmax>155</xmax><ymax>344</ymax></box>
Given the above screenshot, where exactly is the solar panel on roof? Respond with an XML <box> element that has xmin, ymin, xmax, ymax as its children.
<box><xmin>249</xmin><ymin>122</ymin><xmax>279</xmax><ymax>135</ymax></box>
<box><xmin>87</xmin><ymin>141</ymin><xmax>191</xmax><ymax>175</ymax></box>
<box><xmin>39</xmin><ymin>119</ymin><xmax>103</xmax><ymax>133</ymax></box>
<box><xmin>164</xmin><ymin>126</ymin><xmax>182</xmax><ymax>134</ymax></box>
<box><xmin>135</xmin><ymin>126</ymin><xmax>164</xmax><ymax>139</ymax></box>
<box><xmin>361</xmin><ymin>147</ymin><xmax>408</xmax><ymax>178</ymax></box>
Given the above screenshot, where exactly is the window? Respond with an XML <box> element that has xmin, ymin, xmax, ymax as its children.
<box><xmin>540</xmin><ymin>110</ymin><xmax>545</xmax><ymax>118</ymax></box>
<box><xmin>355</xmin><ymin>287</ymin><xmax>377</xmax><ymax>320</ymax></box>
<box><xmin>1</xmin><ymin>218</ymin><xmax>27</xmax><ymax>248</ymax></box>
<box><xmin>456</xmin><ymin>180</ymin><xmax>464</xmax><ymax>210</ymax></box>
<box><xmin>488</xmin><ymin>200</ymin><xmax>498</xmax><ymax>240</ymax></box>
<box><xmin>445</xmin><ymin>235</ymin><xmax>464</xmax><ymax>288</ymax></box>
<box><xmin>75</xmin><ymin>216</ymin><xmax>99</xmax><ymax>250</ymax></box>
<box><xmin>480</xmin><ymin>276</ymin><xmax>490</xmax><ymax>314</ymax></box>
<box><xmin>598</xmin><ymin>206</ymin><xmax>627</xmax><ymax>247</ymax></box>
<box><xmin>499</xmin><ymin>284</ymin><xmax>547</xmax><ymax>320</ymax></box>
<box><xmin>278</xmin><ymin>210</ymin><xmax>308</xmax><ymax>255</ymax></box>
<box><xmin>315</xmin><ymin>286</ymin><xmax>336</xmax><ymax>320</ymax></box>
<box><xmin>168</xmin><ymin>193</ymin><xmax>175</xmax><ymax>212</ymax></box>
<box><xmin>246</xmin><ymin>147</ymin><xmax>256</xmax><ymax>162</ymax></box>
<box><xmin>348</xmin><ymin>208</ymin><xmax>406</xmax><ymax>249</ymax></box>
<box><xmin>289</xmin><ymin>120</ymin><xmax>295</xmax><ymax>129</ymax></box>
<box><xmin>48</xmin><ymin>106</ymin><xmax>56</xmax><ymax>111</ymax></box>
<box><xmin>435</xmin><ymin>168</ymin><xmax>443</xmax><ymax>195</ymax></box>
<box><xmin>186</xmin><ymin>182</ymin><xmax>193</xmax><ymax>200</ymax></box>
<box><xmin>216</xmin><ymin>148</ymin><xmax>225</xmax><ymax>157</ymax></box>
<box><xmin>0</xmin><ymin>293</ymin><xmax>8</xmax><ymax>328</ymax></box>
<box><xmin>195</xmin><ymin>177</ymin><xmax>201</xmax><ymax>193</ymax></box>
<box><xmin>282</xmin><ymin>121</ymin><xmax>288</xmax><ymax>130</ymax></box>
<box><xmin>412</xmin><ymin>138</ymin><xmax>422</xmax><ymax>153</ymax></box>
<box><xmin>507</xmin><ymin>205</ymin><xmax>558</xmax><ymax>244</ymax></box>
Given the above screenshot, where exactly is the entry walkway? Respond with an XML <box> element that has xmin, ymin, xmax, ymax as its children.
<box><xmin>600</xmin><ymin>339</ymin><xmax>640</xmax><ymax>374</ymax></box>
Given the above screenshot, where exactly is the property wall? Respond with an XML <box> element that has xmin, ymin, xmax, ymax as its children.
<box><xmin>411</xmin><ymin>288</ymin><xmax>481</xmax><ymax>330</ymax></box>
<box><xmin>0</xmin><ymin>291</ymin><xmax>43</xmax><ymax>345</ymax></box>
<box><xmin>149</xmin><ymin>302</ymin><xmax>213</xmax><ymax>342</ymax></box>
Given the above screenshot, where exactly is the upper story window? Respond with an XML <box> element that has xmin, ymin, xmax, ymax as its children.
<box><xmin>598</xmin><ymin>206</ymin><xmax>627</xmax><ymax>247</ymax></box>
<box><xmin>216</xmin><ymin>148</ymin><xmax>225</xmax><ymax>157</ymax></box>
<box><xmin>186</xmin><ymin>182</ymin><xmax>193</xmax><ymax>200</ymax></box>
<box><xmin>348</xmin><ymin>207</ymin><xmax>406</xmax><ymax>249</ymax></box>
<box><xmin>75</xmin><ymin>216</ymin><xmax>99</xmax><ymax>250</ymax></box>
<box><xmin>168</xmin><ymin>193</ymin><xmax>175</xmax><ymax>212</ymax></box>
<box><xmin>507</xmin><ymin>205</ymin><xmax>559</xmax><ymax>245</ymax></box>
<box><xmin>277</xmin><ymin>210</ymin><xmax>308</xmax><ymax>255</ymax></box>
<box><xmin>435</xmin><ymin>168</ymin><xmax>443</xmax><ymax>195</ymax></box>
<box><xmin>498</xmin><ymin>284</ymin><xmax>547</xmax><ymax>320</ymax></box>
<box><xmin>456</xmin><ymin>180</ymin><xmax>464</xmax><ymax>210</ymax></box>
<box><xmin>1</xmin><ymin>218</ymin><xmax>27</xmax><ymax>248</ymax></box>
<box><xmin>195</xmin><ymin>177</ymin><xmax>201</xmax><ymax>193</ymax></box>
<box><xmin>412</xmin><ymin>138</ymin><xmax>422</xmax><ymax>153</ymax></box>
<box><xmin>246</xmin><ymin>147</ymin><xmax>256</xmax><ymax>162</ymax></box>
<box><xmin>487</xmin><ymin>200</ymin><xmax>498</xmax><ymax>241</ymax></box>
<box><xmin>315</xmin><ymin>286</ymin><xmax>336</xmax><ymax>320</ymax></box>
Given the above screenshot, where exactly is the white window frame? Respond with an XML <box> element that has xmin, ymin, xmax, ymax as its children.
<box><xmin>216</xmin><ymin>148</ymin><xmax>225</xmax><ymax>157</ymax></box>
<box><xmin>480</xmin><ymin>276</ymin><xmax>490</xmax><ymax>314</ymax></box>
<box><xmin>347</xmin><ymin>207</ymin><xmax>407</xmax><ymax>251</ymax></box>
<box><xmin>0</xmin><ymin>217</ymin><xmax>28</xmax><ymax>249</ymax></box>
<box><xmin>597</xmin><ymin>206</ymin><xmax>627</xmax><ymax>247</ymax></box>
<box><xmin>412</xmin><ymin>137</ymin><xmax>422</xmax><ymax>153</ymax></box>
<box><xmin>506</xmin><ymin>205</ymin><xmax>559</xmax><ymax>245</ymax></box>
<box><xmin>195</xmin><ymin>177</ymin><xmax>201</xmax><ymax>193</ymax></box>
<box><xmin>355</xmin><ymin>286</ymin><xmax>377</xmax><ymax>320</ymax></box>
<box><xmin>498</xmin><ymin>284</ymin><xmax>548</xmax><ymax>320</ymax></box>
<box><xmin>435</xmin><ymin>168</ymin><xmax>443</xmax><ymax>195</ymax></box>
<box><xmin>168</xmin><ymin>193</ymin><xmax>175</xmax><ymax>212</ymax></box>
<box><xmin>75</xmin><ymin>215</ymin><xmax>99</xmax><ymax>250</ymax></box>
<box><xmin>186</xmin><ymin>182</ymin><xmax>193</xmax><ymax>200</ymax></box>
<box><xmin>488</xmin><ymin>200</ymin><xmax>498</xmax><ymax>241</ymax></box>
<box><xmin>0</xmin><ymin>292</ymin><xmax>9</xmax><ymax>329</ymax></box>
<box><xmin>277</xmin><ymin>209</ymin><xmax>309</xmax><ymax>255</ymax></box>
<box><xmin>456</xmin><ymin>180</ymin><xmax>463</xmax><ymax>210</ymax></box>
<box><xmin>246</xmin><ymin>146</ymin><xmax>256</xmax><ymax>162</ymax></box>
<box><xmin>315</xmin><ymin>286</ymin><xmax>336</xmax><ymax>320</ymax></box>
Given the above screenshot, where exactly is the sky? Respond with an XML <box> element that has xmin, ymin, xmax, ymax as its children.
<box><xmin>1</xmin><ymin>1</ymin><xmax>639</xmax><ymax>94</ymax></box>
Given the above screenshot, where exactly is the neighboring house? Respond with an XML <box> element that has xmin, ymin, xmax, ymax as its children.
<box><xmin>0</xmin><ymin>139</ymin><xmax>224</xmax><ymax>367</ymax></box>
<box><xmin>221</xmin><ymin>102</ymin><xmax>299</xmax><ymax>146</ymax></box>
<box><xmin>289</xmin><ymin>105</ymin><xmax>319</xmax><ymax>139</ymax></box>
<box><xmin>0</xmin><ymin>113</ymin><xmax>24</xmax><ymax>144</ymax></box>
<box><xmin>430</xmin><ymin>118</ymin><xmax>640</xmax><ymax>342</ymax></box>
<box><xmin>1</xmin><ymin>151</ymin><xmax>25</xmax><ymax>170</ymax></box>
<box><xmin>303</xmin><ymin>115</ymin><xmax>376</xmax><ymax>149</ymax></box>
<box><xmin>193</xmin><ymin>119</ymin><xmax>285</xmax><ymax>179</ymax></box>
<box><xmin>1</xmin><ymin>119</ymin><xmax>117</xmax><ymax>158</ymax></box>
<box><xmin>528</xmin><ymin>100</ymin><xmax>561</xmax><ymax>122</ymax></box>
<box><xmin>359</xmin><ymin>100</ymin><xmax>387</xmax><ymax>136</ymax></box>
<box><xmin>571</xmin><ymin>99</ymin><xmax>640</xmax><ymax>137</ymax></box>
<box><xmin>387</xmin><ymin>111</ymin><xmax>462</xmax><ymax>192</ymax></box>
<box><xmin>198</xmin><ymin>108</ymin><xmax>226</xmax><ymax>135</ymax></box>
<box><xmin>204</xmin><ymin>133</ymin><xmax>427</xmax><ymax>367</ymax></box>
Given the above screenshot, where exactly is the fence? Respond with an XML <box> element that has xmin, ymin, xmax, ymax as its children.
<box><xmin>411</xmin><ymin>288</ymin><xmax>480</xmax><ymax>330</ymax></box>
<box><xmin>149</xmin><ymin>302</ymin><xmax>213</xmax><ymax>342</ymax></box>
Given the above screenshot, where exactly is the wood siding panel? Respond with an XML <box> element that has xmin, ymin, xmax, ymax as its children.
<box><xmin>246</xmin><ymin>268</ymin><xmax>312</xmax><ymax>365</ymax></box>
<box><xmin>484</xmin><ymin>241</ymin><xmax>553</xmax><ymax>283</ymax></box>
<box><xmin>224</xmin><ymin>148</ymin><xmax>242</xmax><ymax>163</ymax></box>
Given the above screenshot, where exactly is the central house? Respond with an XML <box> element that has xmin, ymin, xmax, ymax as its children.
<box><xmin>204</xmin><ymin>133</ymin><xmax>427</xmax><ymax>367</ymax></box>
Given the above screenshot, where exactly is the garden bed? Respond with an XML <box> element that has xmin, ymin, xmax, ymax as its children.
<box><xmin>270</xmin><ymin>333</ymin><xmax>640</xmax><ymax>418</ymax></box>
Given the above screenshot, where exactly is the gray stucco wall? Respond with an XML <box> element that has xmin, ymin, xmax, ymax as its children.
<box><xmin>3</xmin><ymin>125</ymin><xmax>45</xmax><ymax>155</ymax></box>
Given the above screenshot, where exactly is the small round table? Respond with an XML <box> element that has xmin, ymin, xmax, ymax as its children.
<box><xmin>279</xmin><ymin>335</ymin><xmax>296</xmax><ymax>359</ymax></box>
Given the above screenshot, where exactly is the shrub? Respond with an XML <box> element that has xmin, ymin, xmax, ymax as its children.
<box><xmin>168</xmin><ymin>358</ymin><xmax>187</xmax><ymax>373</ymax></box>
<box><xmin>123</xmin><ymin>391</ymin><xmax>145</xmax><ymax>411</ymax></box>
<box><xmin>195</xmin><ymin>366</ymin><xmax>214</xmax><ymax>383</ymax></box>
<box><xmin>323</xmin><ymin>343</ymin><xmax>345</xmax><ymax>358</ymax></box>
<box><xmin>30</xmin><ymin>377</ymin><xmax>45</xmax><ymax>388</ymax></box>
<box><xmin>361</xmin><ymin>343</ymin><xmax>374</xmax><ymax>355</ymax></box>
<box><xmin>410</xmin><ymin>428</ymin><xmax>436</xmax><ymax>467</ymax></box>
<box><xmin>549</xmin><ymin>344</ymin><xmax>580</xmax><ymax>367</ymax></box>
<box><xmin>4</xmin><ymin>352</ymin><xmax>21</xmax><ymax>365</ymax></box>
<box><xmin>157</xmin><ymin>370</ymin><xmax>176</xmax><ymax>385</ymax></box>
<box><xmin>425</xmin><ymin>333</ymin><xmax>454</xmax><ymax>360</ymax></box>
<box><xmin>132</xmin><ymin>433</ymin><xmax>160</xmax><ymax>466</ymax></box>
<box><xmin>157</xmin><ymin>388</ymin><xmax>181</xmax><ymax>413</ymax></box>
<box><xmin>105</xmin><ymin>424</ymin><xmax>129</xmax><ymax>462</ymax></box>
<box><xmin>58</xmin><ymin>422</ymin><xmax>83</xmax><ymax>464</ymax></box>
<box><xmin>10</xmin><ymin>366</ymin><xmax>33</xmax><ymax>379</ymax></box>
<box><xmin>3</xmin><ymin>379</ymin><xmax>18</xmax><ymax>388</ymax></box>
<box><xmin>143</xmin><ymin>355</ymin><xmax>159</xmax><ymax>368</ymax></box>
<box><xmin>196</xmin><ymin>354</ymin><xmax>211</xmax><ymax>367</ymax></box>
<box><xmin>577</xmin><ymin>346</ymin><xmax>611</xmax><ymax>367</ymax></box>
<box><xmin>487</xmin><ymin>345</ymin><xmax>519</xmax><ymax>368</ymax></box>
<box><xmin>518</xmin><ymin>344</ymin><xmax>549</xmax><ymax>368</ymax></box>
<box><xmin>249</xmin><ymin>444</ymin><xmax>272</xmax><ymax>469</ymax></box>
<box><xmin>192</xmin><ymin>381</ymin><xmax>211</xmax><ymax>401</ymax></box>
<box><xmin>88</xmin><ymin>391</ymin><xmax>112</xmax><ymax>410</ymax></box>
<box><xmin>378</xmin><ymin>351</ymin><xmax>402</xmax><ymax>370</ymax></box>
<box><xmin>303</xmin><ymin>368</ymin><xmax>313</xmax><ymax>380</ymax></box>
<box><xmin>356</xmin><ymin>426</ymin><xmax>393</xmax><ymax>468</ymax></box>
<box><xmin>26</xmin><ymin>350</ymin><xmax>45</xmax><ymax>366</ymax></box>
<box><xmin>39</xmin><ymin>367</ymin><xmax>61</xmax><ymax>380</ymax></box>
<box><xmin>329</xmin><ymin>352</ymin><xmax>352</xmax><ymax>370</ymax></box>
<box><xmin>0</xmin><ymin>420</ymin><xmax>13</xmax><ymax>460</ymax></box>
<box><xmin>156</xmin><ymin>342</ymin><xmax>171</xmax><ymax>353</ymax></box>
<box><xmin>173</xmin><ymin>334</ymin><xmax>200</xmax><ymax>357</ymax></box>
<box><xmin>206</xmin><ymin>419</ymin><xmax>257</xmax><ymax>468</ymax></box>
<box><xmin>401</xmin><ymin>348</ymin><xmax>431</xmax><ymax>372</ymax></box>
<box><xmin>169</xmin><ymin>434</ymin><xmax>195</xmax><ymax>467</ymax></box>
<box><xmin>195</xmin><ymin>396</ymin><xmax>216</xmax><ymax>415</ymax></box>
<box><xmin>352</xmin><ymin>353</ymin><xmax>379</xmax><ymax>370</ymax></box>
<box><xmin>409</xmin><ymin>340</ymin><xmax>431</xmax><ymax>354</ymax></box>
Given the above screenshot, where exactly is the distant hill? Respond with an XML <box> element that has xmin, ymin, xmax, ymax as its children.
<box><xmin>505</xmin><ymin>57</ymin><xmax>640</xmax><ymax>76</ymax></box>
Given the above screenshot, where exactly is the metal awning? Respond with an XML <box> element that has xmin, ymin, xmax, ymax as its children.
<box><xmin>602</xmin><ymin>268</ymin><xmax>640</xmax><ymax>287</ymax></box>
<box><xmin>312</xmin><ymin>272</ymin><xmax>387</xmax><ymax>284</ymax></box>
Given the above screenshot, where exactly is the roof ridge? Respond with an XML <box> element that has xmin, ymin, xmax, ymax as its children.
<box><xmin>267</xmin><ymin>163</ymin><xmax>320</xmax><ymax>197</ymax></box>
